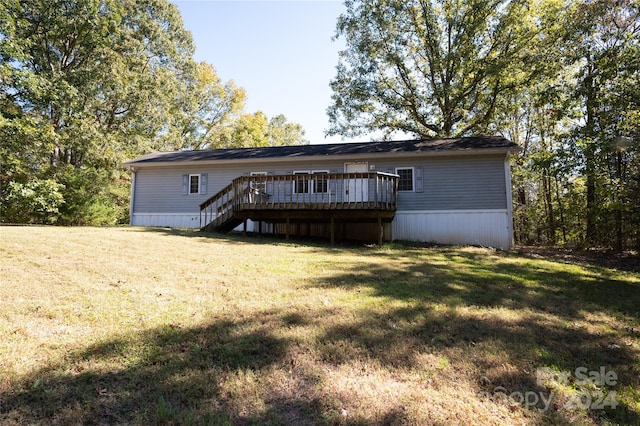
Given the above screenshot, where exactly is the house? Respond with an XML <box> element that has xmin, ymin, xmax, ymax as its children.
<box><xmin>123</xmin><ymin>136</ymin><xmax>519</xmax><ymax>249</ymax></box>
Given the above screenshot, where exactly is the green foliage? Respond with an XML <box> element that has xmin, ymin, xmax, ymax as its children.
<box><xmin>166</xmin><ymin>62</ymin><xmax>248</xmax><ymax>151</ymax></box>
<box><xmin>0</xmin><ymin>0</ymin><xmax>307</xmax><ymax>225</ymax></box>
<box><xmin>268</xmin><ymin>114</ymin><xmax>309</xmax><ymax>146</ymax></box>
<box><xmin>214</xmin><ymin>111</ymin><xmax>308</xmax><ymax>148</ymax></box>
<box><xmin>222</xmin><ymin>111</ymin><xmax>270</xmax><ymax>148</ymax></box>
<box><xmin>2</xmin><ymin>179</ymin><xmax>65</xmax><ymax>224</ymax></box>
<box><xmin>51</xmin><ymin>165</ymin><xmax>130</xmax><ymax>226</ymax></box>
<box><xmin>328</xmin><ymin>0</ymin><xmax>545</xmax><ymax>138</ymax></box>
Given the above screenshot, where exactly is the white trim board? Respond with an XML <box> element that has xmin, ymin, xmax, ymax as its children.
<box><xmin>395</xmin><ymin>209</ymin><xmax>508</xmax><ymax>214</ymax></box>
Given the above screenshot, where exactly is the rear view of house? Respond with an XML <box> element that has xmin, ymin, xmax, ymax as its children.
<box><xmin>124</xmin><ymin>136</ymin><xmax>519</xmax><ymax>249</ymax></box>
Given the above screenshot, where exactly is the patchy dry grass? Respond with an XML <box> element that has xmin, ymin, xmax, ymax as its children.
<box><xmin>0</xmin><ymin>226</ymin><xmax>638</xmax><ymax>425</ymax></box>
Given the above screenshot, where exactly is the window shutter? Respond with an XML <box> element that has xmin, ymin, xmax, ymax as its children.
<box><xmin>415</xmin><ymin>166</ymin><xmax>423</xmax><ymax>193</ymax></box>
<box><xmin>182</xmin><ymin>174</ymin><xmax>188</xmax><ymax>195</ymax></box>
<box><xmin>200</xmin><ymin>173</ymin><xmax>208</xmax><ymax>195</ymax></box>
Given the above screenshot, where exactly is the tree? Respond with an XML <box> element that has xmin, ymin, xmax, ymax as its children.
<box><xmin>164</xmin><ymin>61</ymin><xmax>247</xmax><ymax>151</ymax></box>
<box><xmin>327</xmin><ymin>0</ymin><xmax>547</xmax><ymax>138</ymax></box>
<box><xmin>224</xmin><ymin>111</ymin><xmax>270</xmax><ymax>148</ymax></box>
<box><xmin>1</xmin><ymin>0</ymin><xmax>196</xmax><ymax>224</ymax></box>
<box><xmin>216</xmin><ymin>112</ymin><xmax>309</xmax><ymax>148</ymax></box>
<box><xmin>0</xmin><ymin>0</ymin><xmax>309</xmax><ymax>225</ymax></box>
<box><xmin>567</xmin><ymin>0</ymin><xmax>640</xmax><ymax>247</ymax></box>
<box><xmin>268</xmin><ymin>114</ymin><xmax>309</xmax><ymax>146</ymax></box>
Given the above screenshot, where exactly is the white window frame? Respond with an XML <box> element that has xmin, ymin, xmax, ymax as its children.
<box><xmin>312</xmin><ymin>170</ymin><xmax>329</xmax><ymax>194</ymax></box>
<box><xmin>189</xmin><ymin>174</ymin><xmax>200</xmax><ymax>194</ymax></box>
<box><xmin>395</xmin><ymin>167</ymin><xmax>415</xmax><ymax>192</ymax></box>
<box><xmin>293</xmin><ymin>170</ymin><xmax>329</xmax><ymax>194</ymax></box>
<box><xmin>293</xmin><ymin>171</ymin><xmax>310</xmax><ymax>194</ymax></box>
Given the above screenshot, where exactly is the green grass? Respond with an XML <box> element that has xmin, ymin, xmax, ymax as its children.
<box><xmin>1</xmin><ymin>226</ymin><xmax>638</xmax><ymax>425</ymax></box>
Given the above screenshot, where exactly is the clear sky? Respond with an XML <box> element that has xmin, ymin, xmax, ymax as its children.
<box><xmin>173</xmin><ymin>0</ymin><xmax>356</xmax><ymax>145</ymax></box>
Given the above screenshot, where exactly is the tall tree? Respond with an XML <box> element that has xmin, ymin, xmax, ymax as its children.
<box><xmin>268</xmin><ymin>114</ymin><xmax>309</xmax><ymax>146</ymax></box>
<box><xmin>216</xmin><ymin>112</ymin><xmax>309</xmax><ymax>148</ymax></box>
<box><xmin>164</xmin><ymin>61</ymin><xmax>247</xmax><ymax>151</ymax></box>
<box><xmin>327</xmin><ymin>0</ymin><xmax>546</xmax><ymax>138</ymax></box>
<box><xmin>502</xmin><ymin>0</ymin><xmax>639</xmax><ymax>249</ymax></box>
<box><xmin>1</xmin><ymin>0</ymin><xmax>310</xmax><ymax>225</ymax></box>
<box><xmin>1</xmin><ymin>0</ymin><xmax>197</xmax><ymax>224</ymax></box>
<box><xmin>568</xmin><ymin>0</ymin><xmax>640</xmax><ymax>247</ymax></box>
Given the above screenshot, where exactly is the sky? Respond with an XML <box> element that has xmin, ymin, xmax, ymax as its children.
<box><xmin>173</xmin><ymin>0</ymin><xmax>355</xmax><ymax>145</ymax></box>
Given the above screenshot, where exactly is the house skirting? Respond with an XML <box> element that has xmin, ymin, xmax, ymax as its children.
<box><xmin>131</xmin><ymin>213</ymin><xmax>200</xmax><ymax>228</ymax></box>
<box><xmin>132</xmin><ymin>209</ymin><xmax>513</xmax><ymax>249</ymax></box>
<box><xmin>392</xmin><ymin>209</ymin><xmax>513</xmax><ymax>249</ymax></box>
<box><xmin>131</xmin><ymin>213</ymin><xmax>271</xmax><ymax>233</ymax></box>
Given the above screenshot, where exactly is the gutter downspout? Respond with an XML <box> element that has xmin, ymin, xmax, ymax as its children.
<box><xmin>129</xmin><ymin>166</ymin><xmax>136</xmax><ymax>226</ymax></box>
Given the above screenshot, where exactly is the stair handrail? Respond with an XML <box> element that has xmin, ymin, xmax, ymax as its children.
<box><xmin>199</xmin><ymin>182</ymin><xmax>234</xmax><ymax>229</ymax></box>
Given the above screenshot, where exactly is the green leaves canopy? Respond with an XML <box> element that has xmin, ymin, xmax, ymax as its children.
<box><xmin>328</xmin><ymin>0</ymin><xmax>545</xmax><ymax>138</ymax></box>
<box><xmin>1</xmin><ymin>0</ymin><xmax>307</xmax><ymax>224</ymax></box>
<box><xmin>1</xmin><ymin>0</ymin><xmax>196</xmax><ymax>166</ymax></box>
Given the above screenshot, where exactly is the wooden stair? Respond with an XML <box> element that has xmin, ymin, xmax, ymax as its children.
<box><xmin>200</xmin><ymin>183</ymin><xmax>242</xmax><ymax>232</ymax></box>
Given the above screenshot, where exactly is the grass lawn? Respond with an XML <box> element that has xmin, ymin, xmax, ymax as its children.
<box><xmin>1</xmin><ymin>226</ymin><xmax>639</xmax><ymax>425</ymax></box>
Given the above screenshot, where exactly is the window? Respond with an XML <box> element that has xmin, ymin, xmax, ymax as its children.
<box><xmin>293</xmin><ymin>171</ymin><xmax>310</xmax><ymax>194</ymax></box>
<box><xmin>294</xmin><ymin>170</ymin><xmax>329</xmax><ymax>194</ymax></box>
<box><xmin>312</xmin><ymin>171</ymin><xmax>329</xmax><ymax>193</ymax></box>
<box><xmin>189</xmin><ymin>174</ymin><xmax>200</xmax><ymax>194</ymax></box>
<box><xmin>396</xmin><ymin>167</ymin><xmax>414</xmax><ymax>192</ymax></box>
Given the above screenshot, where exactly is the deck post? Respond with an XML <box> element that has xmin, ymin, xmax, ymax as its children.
<box><xmin>378</xmin><ymin>217</ymin><xmax>383</xmax><ymax>246</ymax></box>
<box><xmin>258</xmin><ymin>221</ymin><xmax>263</xmax><ymax>235</ymax></box>
<box><xmin>330</xmin><ymin>216</ymin><xmax>335</xmax><ymax>245</ymax></box>
<box><xmin>243</xmin><ymin>219</ymin><xmax>247</xmax><ymax>236</ymax></box>
<box><xmin>286</xmin><ymin>217</ymin><xmax>290</xmax><ymax>240</ymax></box>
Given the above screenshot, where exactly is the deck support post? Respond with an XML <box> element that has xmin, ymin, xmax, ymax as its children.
<box><xmin>330</xmin><ymin>217</ymin><xmax>335</xmax><ymax>245</ymax></box>
<box><xmin>286</xmin><ymin>218</ymin><xmax>290</xmax><ymax>240</ymax></box>
<box><xmin>259</xmin><ymin>221</ymin><xmax>263</xmax><ymax>235</ymax></box>
<box><xmin>243</xmin><ymin>219</ymin><xmax>247</xmax><ymax>236</ymax></box>
<box><xmin>378</xmin><ymin>217</ymin><xmax>383</xmax><ymax>246</ymax></box>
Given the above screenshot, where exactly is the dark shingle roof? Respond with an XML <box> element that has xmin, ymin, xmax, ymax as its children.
<box><xmin>124</xmin><ymin>136</ymin><xmax>517</xmax><ymax>165</ymax></box>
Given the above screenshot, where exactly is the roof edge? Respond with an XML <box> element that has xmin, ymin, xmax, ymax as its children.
<box><xmin>123</xmin><ymin>146</ymin><xmax>519</xmax><ymax>168</ymax></box>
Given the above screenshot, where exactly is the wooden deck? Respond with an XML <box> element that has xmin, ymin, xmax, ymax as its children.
<box><xmin>200</xmin><ymin>172</ymin><xmax>399</xmax><ymax>242</ymax></box>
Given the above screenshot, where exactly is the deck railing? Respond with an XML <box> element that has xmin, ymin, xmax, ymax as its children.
<box><xmin>200</xmin><ymin>172</ymin><xmax>399</xmax><ymax>230</ymax></box>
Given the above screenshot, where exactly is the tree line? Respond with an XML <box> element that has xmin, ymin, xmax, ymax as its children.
<box><xmin>2</xmin><ymin>0</ymin><xmax>638</xmax><ymax>250</ymax></box>
<box><xmin>328</xmin><ymin>0</ymin><xmax>639</xmax><ymax>250</ymax></box>
<box><xmin>1</xmin><ymin>0</ymin><xmax>307</xmax><ymax>226</ymax></box>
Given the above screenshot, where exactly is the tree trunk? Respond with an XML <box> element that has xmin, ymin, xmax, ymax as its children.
<box><xmin>615</xmin><ymin>150</ymin><xmax>623</xmax><ymax>251</ymax></box>
<box><xmin>544</xmin><ymin>173</ymin><xmax>556</xmax><ymax>245</ymax></box>
<box><xmin>554</xmin><ymin>176</ymin><xmax>567</xmax><ymax>245</ymax></box>
<box><xmin>584</xmin><ymin>58</ymin><xmax>597</xmax><ymax>247</ymax></box>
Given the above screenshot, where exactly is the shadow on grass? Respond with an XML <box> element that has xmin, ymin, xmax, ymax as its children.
<box><xmin>1</xmin><ymin>311</ymin><xmax>328</xmax><ymax>425</ymax></box>
<box><xmin>3</xmin><ymin>239</ymin><xmax>639</xmax><ymax>424</ymax></box>
<box><xmin>137</xmin><ymin>226</ymin><xmax>383</xmax><ymax>251</ymax></box>
<box><xmin>307</xmin><ymin>247</ymin><xmax>640</xmax><ymax>424</ymax></box>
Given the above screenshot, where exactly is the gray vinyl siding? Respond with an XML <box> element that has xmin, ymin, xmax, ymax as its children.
<box><xmin>132</xmin><ymin>154</ymin><xmax>507</xmax><ymax>214</ymax></box>
<box><xmin>373</xmin><ymin>156</ymin><xmax>507</xmax><ymax>210</ymax></box>
<box><xmin>133</xmin><ymin>165</ymin><xmax>238</xmax><ymax>213</ymax></box>
<box><xmin>423</xmin><ymin>157</ymin><xmax>506</xmax><ymax>209</ymax></box>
